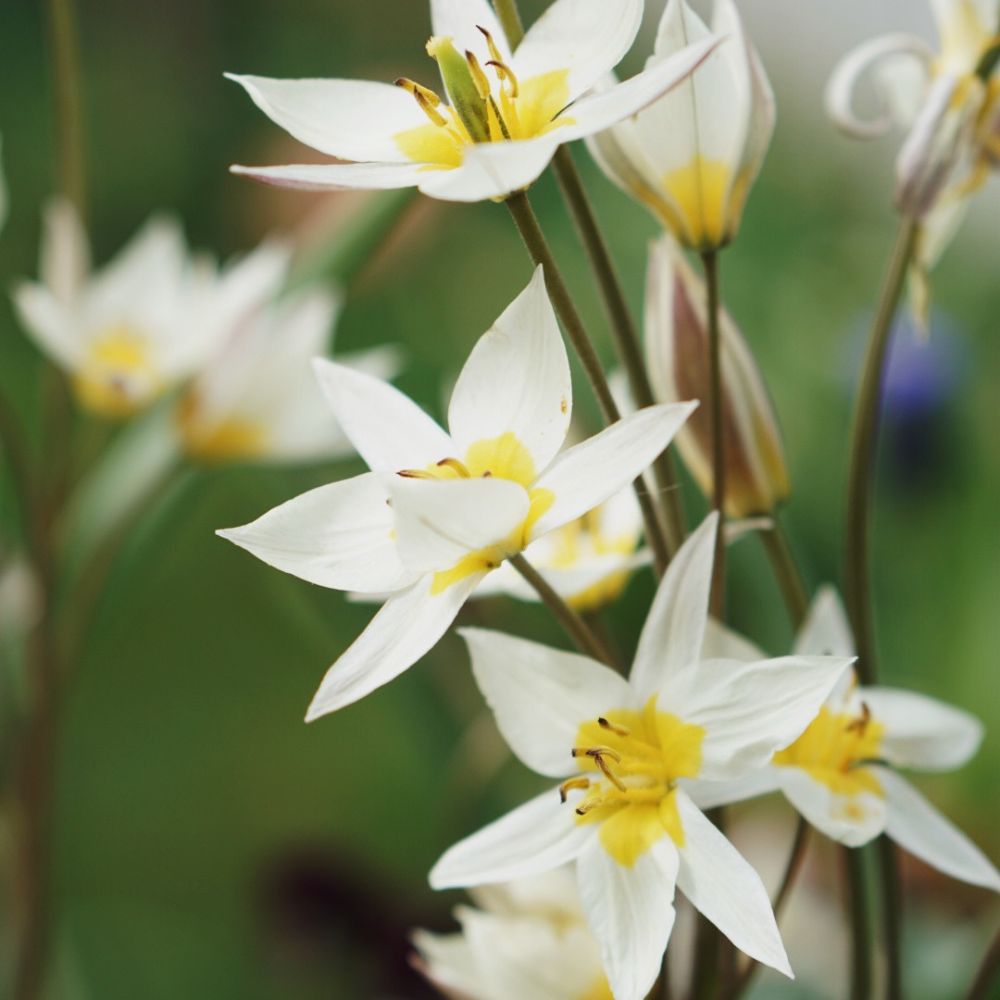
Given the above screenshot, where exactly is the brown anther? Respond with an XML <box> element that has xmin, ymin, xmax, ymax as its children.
<box><xmin>465</xmin><ymin>50</ymin><xmax>492</xmax><ymax>100</ymax></box>
<box><xmin>476</xmin><ymin>25</ymin><xmax>505</xmax><ymax>63</ymax></box>
<box><xmin>845</xmin><ymin>702</ymin><xmax>872</xmax><ymax>735</ymax></box>
<box><xmin>559</xmin><ymin>777</ymin><xmax>591</xmax><ymax>803</ymax></box>
<box><xmin>395</xmin><ymin>78</ymin><xmax>449</xmax><ymax>127</ymax></box>
<box><xmin>598</xmin><ymin>717</ymin><xmax>630</xmax><ymax>737</ymax></box>
<box><xmin>592</xmin><ymin>753</ymin><xmax>626</xmax><ymax>792</ymax></box>
<box><xmin>436</xmin><ymin>457</ymin><xmax>471</xmax><ymax>477</ymax></box>
<box><xmin>398</xmin><ymin>469</ymin><xmax>435</xmax><ymax>479</ymax></box>
<box><xmin>486</xmin><ymin>60</ymin><xmax>519</xmax><ymax>98</ymax></box>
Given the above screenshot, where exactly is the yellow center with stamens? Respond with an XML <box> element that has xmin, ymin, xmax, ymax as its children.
<box><xmin>399</xmin><ymin>432</ymin><xmax>553</xmax><ymax>593</ymax></box>
<box><xmin>563</xmin><ymin>699</ymin><xmax>705</xmax><ymax>867</ymax></box>
<box><xmin>659</xmin><ymin>155</ymin><xmax>734</xmax><ymax>250</ymax></box>
<box><xmin>74</xmin><ymin>325</ymin><xmax>159</xmax><ymax>418</ymax></box>
<box><xmin>394</xmin><ymin>29</ymin><xmax>574</xmax><ymax>170</ymax></box>
<box><xmin>773</xmin><ymin>703</ymin><xmax>886</xmax><ymax>799</ymax></box>
<box><xmin>175</xmin><ymin>394</ymin><xmax>268</xmax><ymax>462</ymax></box>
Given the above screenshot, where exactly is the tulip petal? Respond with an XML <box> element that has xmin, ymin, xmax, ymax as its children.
<box><xmin>879</xmin><ymin>769</ymin><xmax>1000</xmax><ymax>891</ymax></box>
<box><xmin>674</xmin><ymin>790</ymin><xmax>792</xmax><ymax>977</ymax></box>
<box><xmin>230</xmin><ymin>160</ymin><xmax>431</xmax><ymax>191</ymax></box>
<box><xmin>448</xmin><ymin>266</ymin><xmax>571</xmax><ymax>474</ymax></box>
<box><xmin>461</xmin><ymin>627</ymin><xmax>632</xmax><ymax>778</ymax></box>
<box><xmin>10</xmin><ymin>283</ymin><xmax>80</xmax><ymax>370</ymax></box>
<box><xmin>682</xmin><ymin>766</ymin><xmax>782</xmax><ymax>811</ymax></box>
<box><xmin>217</xmin><ymin>472</ymin><xmax>415</xmax><ymax>593</ymax></box>
<box><xmin>532</xmin><ymin>403</ymin><xmax>696</xmax><ymax>538</ymax></box>
<box><xmin>306</xmin><ymin>571</ymin><xmax>481</xmax><ymax>720</ymax></box>
<box><xmin>430</xmin><ymin>0</ymin><xmax>510</xmax><ymax>66</ymax></box>
<box><xmin>700</xmin><ymin>617</ymin><xmax>765</xmax><ymax>662</ymax></box>
<box><xmin>577</xmin><ymin>836</ymin><xmax>679</xmax><ymax>1000</ymax></box>
<box><xmin>794</xmin><ymin>586</ymin><xmax>856</xmax><ymax>657</ymax></box>
<box><xmin>777</xmin><ymin>767</ymin><xmax>887</xmax><ymax>847</ymax></box>
<box><xmin>430</xmin><ymin>787</ymin><xmax>592</xmax><ymax>888</ymax></box>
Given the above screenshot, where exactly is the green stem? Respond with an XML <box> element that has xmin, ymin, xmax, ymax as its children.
<box><xmin>550</xmin><ymin>147</ymin><xmax>686</xmax><ymax>556</ymax></box>
<box><xmin>844</xmin><ymin>847</ymin><xmax>873</xmax><ymax>1000</ymax></box>
<box><xmin>47</xmin><ymin>0</ymin><xmax>86</xmax><ymax>215</ymax></box>
<box><xmin>877</xmin><ymin>836</ymin><xmax>903</xmax><ymax>1000</ymax></box>
<box><xmin>493</xmin><ymin>0</ymin><xmax>526</xmax><ymax>47</ymax></box>
<box><xmin>504</xmin><ymin>191</ymin><xmax>671</xmax><ymax>577</ymax></box>
<box><xmin>759</xmin><ymin>519</ymin><xmax>810</xmax><ymax>628</ymax></box>
<box><xmin>701</xmin><ymin>250</ymin><xmax>726</xmax><ymax>617</ymax></box>
<box><xmin>509</xmin><ymin>553</ymin><xmax>614</xmax><ymax>666</ymax></box>
<box><xmin>965</xmin><ymin>930</ymin><xmax>1000</xmax><ymax>1000</ymax></box>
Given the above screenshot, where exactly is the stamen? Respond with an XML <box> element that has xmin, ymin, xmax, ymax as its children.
<box><xmin>465</xmin><ymin>50</ymin><xmax>492</xmax><ymax>101</ymax></box>
<box><xmin>844</xmin><ymin>702</ymin><xmax>871</xmax><ymax>735</ymax></box>
<box><xmin>477</xmin><ymin>25</ymin><xmax>505</xmax><ymax>66</ymax></box>
<box><xmin>592</xmin><ymin>753</ymin><xmax>627</xmax><ymax>792</ymax></box>
<box><xmin>436</xmin><ymin>457</ymin><xmax>471</xmax><ymax>477</ymax></box>
<box><xmin>571</xmin><ymin>746</ymin><xmax>621</xmax><ymax>763</ymax></box>
<box><xmin>397</xmin><ymin>469</ymin><xmax>435</xmax><ymax>479</ymax></box>
<box><xmin>395</xmin><ymin>78</ymin><xmax>449</xmax><ymax>127</ymax></box>
<box><xmin>486</xmin><ymin>59</ymin><xmax>519</xmax><ymax>98</ymax></box>
<box><xmin>559</xmin><ymin>777</ymin><xmax>590</xmax><ymax>803</ymax></box>
<box><xmin>598</xmin><ymin>717</ymin><xmax>630</xmax><ymax>737</ymax></box>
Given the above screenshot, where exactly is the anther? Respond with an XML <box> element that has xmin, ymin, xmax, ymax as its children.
<box><xmin>845</xmin><ymin>702</ymin><xmax>871</xmax><ymax>735</ymax></box>
<box><xmin>436</xmin><ymin>457</ymin><xmax>472</xmax><ymax>477</ymax></box>
<box><xmin>398</xmin><ymin>469</ymin><xmax>435</xmax><ymax>479</ymax></box>
<box><xmin>486</xmin><ymin>59</ymin><xmax>519</xmax><ymax>98</ymax></box>
<box><xmin>465</xmin><ymin>50</ymin><xmax>492</xmax><ymax>101</ymax></box>
<box><xmin>477</xmin><ymin>25</ymin><xmax>505</xmax><ymax>65</ymax></box>
<box><xmin>559</xmin><ymin>777</ymin><xmax>590</xmax><ymax>803</ymax></box>
<box><xmin>395</xmin><ymin>78</ymin><xmax>449</xmax><ymax>128</ymax></box>
<box><xmin>598</xmin><ymin>717</ymin><xmax>630</xmax><ymax>737</ymax></box>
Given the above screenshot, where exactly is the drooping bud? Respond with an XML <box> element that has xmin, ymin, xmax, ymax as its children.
<box><xmin>644</xmin><ymin>236</ymin><xmax>789</xmax><ymax>518</ymax></box>
<box><xmin>426</xmin><ymin>35</ymin><xmax>490</xmax><ymax>143</ymax></box>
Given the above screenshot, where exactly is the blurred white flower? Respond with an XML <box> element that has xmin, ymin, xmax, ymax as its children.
<box><xmin>227</xmin><ymin>0</ymin><xmax>718</xmax><ymax>204</ymax></box>
<box><xmin>587</xmin><ymin>0</ymin><xmax>775</xmax><ymax>250</ymax></box>
<box><xmin>0</xmin><ymin>555</ymin><xmax>41</xmax><ymax>636</ymax></box>
<box><xmin>413</xmin><ymin>868</ymin><xmax>613</xmax><ymax>1000</ymax></box>
<box><xmin>690</xmin><ymin>587</ymin><xmax>1000</xmax><ymax>892</ymax></box>
<box><xmin>12</xmin><ymin>202</ymin><xmax>288</xmax><ymax>419</ymax></box>
<box><xmin>219</xmin><ymin>267</ymin><xmax>693</xmax><ymax>720</ymax></box>
<box><xmin>431</xmin><ymin>516</ymin><xmax>854</xmax><ymax>1000</ymax></box>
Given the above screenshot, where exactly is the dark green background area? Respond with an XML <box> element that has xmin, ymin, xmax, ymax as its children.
<box><xmin>0</xmin><ymin>0</ymin><xmax>996</xmax><ymax>996</ymax></box>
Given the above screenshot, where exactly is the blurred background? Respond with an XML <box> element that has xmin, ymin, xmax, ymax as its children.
<box><xmin>0</xmin><ymin>0</ymin><xmax>997</xmax><ymax>996</ymax></box>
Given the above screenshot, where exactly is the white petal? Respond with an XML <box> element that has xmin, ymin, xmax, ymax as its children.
<box><xmin>630</xmin><ymin>512</ymin><xmax>717</xmax><ymax>702</ymax></box>
<box><xmin>225</xmin><ymin>75</ymin><xmax>426</xmax><ymax>161</ymax></box>
<box><xmin>461</xmin><ymin>627</ymin><xmax>632</xmax><ymax>779</ymax></box>
<box><xmin>879</xmin><ymin>769</ymin><xmax>1000</xmax><ymax>891</ymax></box>
<box><xmin>824</xmin><ymin>34</ymin><xmax>932</xmax><ymax>139</ymax></box>
<box><xmin>430</xmin><ymin>0</ymin><xmax>510</xmax><ymax>66</ymax></box>
<box><xmin>860</xmin><ymin>688</ymin><xmax>984</xmax><ymax>772</ymax></box>
<box><xmin>311</xmin><ymin>357</ymin><xmax>453</xmax><ymax>471</ymax></box>
<box><xmin>532</xmin><ymin>403</ymin><xmax>696</xmax><ymax>538</ymax></box>
<box><xmin>10</xmin><ymin>283</ymin><xmax>81</xmax><ymax>370</ymax></box>
<box><xmin>411</xmin><ymin>928</ymin><xmax>483</xmax><ymax>999</ymax></box>
<box><xmin>556</xmin><ymin>35</ymin><xmax>722</xmax><ymax>144</ymax></box>
<box><xmin>674</xmin><ymin>790</ymin><xmax>792</xmax><ymax>977</ymax></box>
<box><xmin>229</xmin><ymin>160</ymin><xmax>430</xmax><ymax>191</ymax></box>
<box><xmin>577</xmin><ymin>836</ymin><xmax>679</xmax><ymax>1000</ymax></box>
<box><xmin>793</xmin><ymin>585</ymin><xmax>856</xmax><ymax>657</ymax></box>
<box><xmin>681</xmin><ymin>767</ymin><xmax>781</xmax><ymax>812</ymax></box>
<box><xmin>40</xmin><ymin>197</ymin><xmax>90</xmax><ymax>302</ymax></box>
<box><xmin>777</xmin><ymin>768</ymin><xmax>887</xmax><ymax>847</ymax></box>
<box><xmin>700</xmin><ymin>617</ymin><xmax>765</xmax><ymax>662</ymax></box>
<box><xmin>448</xmin><ymin>267</ymin><xmax>571</xmax><ymax>474</ymax></box>
<box><xmin>669</xmin><ymin>655</ymin><xmax>854</xmax><ymax>781</ymax></box>
<box><xmin>417</xmin><ymin>138</ymin><xmax>560</xmax><ymax>202</ymax></box>
<box><xmin>430</xmin><ymin>787</ymin><xmax>591</xmax><ymax>889</ymax></box>
<box><xmin>512</xmin><ymin>0</ymin><xmax>643</xmax><ymax>102</ymax></box>
<box><xmin>389</xmin><ymin>476</ymin><xmax>530</xmax><ymax>574</ymax></box>
<box><xmin>217</xmin><ymin>472</ymin><xmax>415</xmax><ymax>593</ymax></box>
<box><xmin>306</xmin><ymin>572</ymin><xmax>480</xmax><ymax>720</ymax></box>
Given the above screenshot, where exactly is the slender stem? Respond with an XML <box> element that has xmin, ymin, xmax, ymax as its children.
<box><xmin>701</xmin><ymin>250</ymin><xmax>726</xmax><ymax>617</ymax></box>
<box><xmin>550</xmin><ymin>147</ymin><xmax>686</xmax><ymax>555</ymax></box>
<box><xmin>844</xmin><ymin>847</ymin><xmax>873</xmax><ymax>1000</ymax></box>
<box><xmin>0</xmin><ymin>390</ymin><xmax>35</xmax><ymax>539</ymax></box>
<box><xmin>759</xmin><ymin>520</ymin><xmax>810</xmax><ymax>628</ymax></box>
<box><xmin>877</xmin><ymin>836</ymin><xmax>903</xmax><ymax>1000</ymax></box>
<box><xmin>965</xmin><ymin>930</ymin><xmax>1000</xmax><ymax>1000</ymax></box>
<box><xmin>509</xmin><ymin>553</ymin><xmax>614</xmax><ymax>665</ymax></box>
<box><xmin>493</xmin><ymin>0</ymin><xmax>525</xmax><ymax>47</ymax></box>
<box><xmin>505</xmin><ymin>191</ymin><xmax>671</xmax><ymax>576</ymax></box>
<box><xmin>46</xmin><ymin>0</ymin><xmax>86</xmax><ymax>214</ymax></box>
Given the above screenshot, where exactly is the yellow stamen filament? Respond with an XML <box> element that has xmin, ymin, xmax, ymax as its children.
<box><xmin>465</xmin><ymin>50</ymin><xmax>492</xmax><ymax>100</ymax></box>
<box><xmin>395</xmin><ymin>78</ymin><xmax>450</xmax><ymax>128</ymax></box>
<box><xmin>559</xmin><ymin>777</ymin><xmax>591</xmax><ymax>803</ymax></box>
<box><xmin>436</xmin><ymin>457</ymin><xmax>472</xmax><ymax>477</ymax></box>
<box><xmin>486</xmin><ymin>59</ymin><xmax>519</xmax><ymax>99</ymax></box>
<box><xmin>598</xmin><ymin>717</ymin><xmax>630</xmax><ymax>737</ymax></box>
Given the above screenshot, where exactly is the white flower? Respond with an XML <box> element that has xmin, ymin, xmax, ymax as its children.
<box><xmin>474</xmin><ymin>485</ymin><xmax>646</xmax><ymax>613</ymax></box>
<box><xmin>429</xmin><ymin>515</ymin><xmax>853</xmax><ymax>1000</ymax></box>
<box><xmin>219</xmin><ymin>268</ymin><xmax>694</xmax><ymax>720</ymax></box>
<box><xmin>12</xmin><ymin>202</ymin><xmax>285</xmax><ymax>419</ymax></box>
<box><xmin>226</xmin><ymin>0</ymin><xmax>719</xmax><ymax>204</ymax></box>
<box><xmin>587</xmin><ymin>0</ymin><xmax>775</xmax><ymax>250</ymax></box>
<box><xmin>177</xmin><ymin>282</ymin><xmax>399</xmax><ymax>464</ymax></box>
<box><xmin>414</xmin><ymin>868</ymin><xmax>613</xmax><ymax>1000</ymax></box>
<box><xmin>689</xmin><ymin>588</ymin><xmax>1000</xmax><ymax>892</ymax></box>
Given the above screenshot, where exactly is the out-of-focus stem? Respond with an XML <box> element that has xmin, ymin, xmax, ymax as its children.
<box><xmin>493</xmin><ymin>0</ymin><xmax>526</xmax><ymax>47</ymax></box>
<box><xmin>759</xmin><ymin>519</ymin><xmax>810</xmax><ymax>627</ymax></box>
<box><xmin>47</xmin><ymin>0</ymin><xmax>86</xmax><ymax>215</ymax></box>
<box><xmin>844</xmin><ymin>847</ymin><xmax>873</xmax><ymax>1000</ymax></box>
<box><xmin>965</xmin><ymin>930</ymin><xmax>1000</xmax><ymax>1000</ymax></box>
<box><xmin>701</xmin><ymin>250</ymin><xmax>726</xmax><ymax>617</ymax></box>
<box><xmin>505</xmin><ymin>191</ymin><xmax>671</xmax><ymax>576</ymax></box>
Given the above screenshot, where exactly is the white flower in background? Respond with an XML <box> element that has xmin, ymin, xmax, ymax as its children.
<box><xmin>690</xmin><ymin>588</ymin><xmax>1000</xmax><ymax>892</ymax></box>
<box><xmin>12</xmin><ymin>201</ymin><xmax>286</xmax><ymax>418</ymax></box>
<box><xmin>474</xmin><ymin>484</ymin><xmax>646</xmax><ymax>613</ymax></box>
<box><xmin>177</xmin><ymin>285</ymin><xmax>399</xmax><ymax>464</ymax></box>
<box><xmin>414</xmin><ymin>868</ymin><xmax>614</xmax><ymax>1000</ymax></box>
<box><xmin>219</xmin><ymin>268</ymin><xmax>694</xmax><ymax>720</ymax></box>
<box><xmin>644</xmin><ymin>235</ymin><xmax>789</xmax><ymax>519</ymax></box>
<box><xmin>826</xmin><ymin>0</ymin><xmax>1000</xmax><ymax>322</ymax></box>
<box><xmin>430</xmin><ymin>515</ymin><xmax>854</xmax><ymax>1000</ymax></box>
<box><xmin>587</xmin><ymin>0</ymin><xmax>775</xmax><ymax>251</ymax></box>
<box><xmin>226</xmin><ymin>0</ymin><xmax>720</xmax><ymax>204</ymax></box>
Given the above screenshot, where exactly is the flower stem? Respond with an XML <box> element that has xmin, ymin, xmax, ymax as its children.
<box><xmin>550</xmin><ymin>147</ymin><xmax>686</xmax><ymax>555</ymax></box>
<box><xmin>509</xmin><ymin>553</ymin><xmax>615</xmax><ymax>666</ymax></box>
<box><xmin>965</xmin><ymin>930</ymin><xmax>1000</xmax><ymax>1000</ymax></box>
<box><xmin>493</xmin><ymin>0</ymin><xmax>525</xmax><ymax>47</ymax></box>
<box><xmin>47</xmin><ymin>0</ymin><xmax>86</xmax><ymax>215</ymax></box>
<box><xmin>844</xmin><ymin>846</ymin><xmax>873</xmax><ymax>1000</ymax></box>
<box><xmin>505</xmin><ymin>191</ymin><xmax>671</xmax><ymax>576</ymax></box>
<box><xmin>759</xmin><ymin>519</ymin><xmax>810</xmax><ymax>628</ymax></box>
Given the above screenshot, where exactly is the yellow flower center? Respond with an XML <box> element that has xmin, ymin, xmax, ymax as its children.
<box><xmin>562</xmin><ymin>699</ymin><xmax>705</xmax><ymax>867</ymax></box>
<box><xmin>773</xmin><ymin>702</ymin><xmax>886</xmax><ymax>799</ymax></box>
<box><xmin>394</xmin><ymin>28</ymin><xmax>574</xmax><ymax>170</ymax></box>
<box><xmin>175</xmin><ymin>394</ymin><xmax>268</xmax><ymax>462</ymax></box>
<box><xmin>74</xmin><ymin>325</ymin><xmax>159</xmax><ymax>418</ymax></box>
<box><xmin>659</xmin><ymin>155</ymin><xmax>734</xmax><ymax>251</ymax></box>
<box><xmin>579</xmin><ymin>976</ymin><xmax>615</xmax><ymax>1000</ymax></box>
<box><xmin>398</xmin><ymin>431</ymin><xmax>553</xmax><ymax>593</ymax></box>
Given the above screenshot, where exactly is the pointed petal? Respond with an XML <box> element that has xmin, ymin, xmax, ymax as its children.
<box><xmin>513</xmin><ymin>0</ymin><xmax>643</xmax><ymax>102</ymax></box>
<box><xmin>577</xmin><ymin>836</ymin><xmax>679</xmax><ymax>1000</ymax></box>
<box><xmin>217</xmin><ymin>472</ymin><xmax>415</xmax><ymax>593</ymax></box>
<box><xmin>10</xmin><ymin>283</ymin><xmax>80</xmax><ymax>370</ymax></box>
<box><xmin>777</xmin><ymin>768</ymin><xmax>887</xmax><ymax>847</ymax></box>
<box><xmin>305</xmin><ymin>572</ymin><xmax>480</xmax><ymax>720</ymax></box>
<box><xmin>630</xmin><ymin>513</ymin><xmax>717</xmax><ymax>701</ymax></box>
<box><xmin>417</xmin><ymin>138</ymin><xmax>560</xmax><ymax>202</ymax></box>
<box><xmin>532</xmin><ymin>403</ymin><xmax>696</xmax><ymax>538</ymax></box>
<box><xmin>860</xmin><ymin>688</ymin><xmax>984</xmax><ymax>771</ymax></box>
<box><xmin>794</xmin><ymin>586</ymin><xmax>856</xmax><ymax>657</ymax></box>
<box><xmin>389</xmin><ymin>476</ymin><xmax>530</xmax><ymax>574</ymax></box>
<box><xmin>701</xmin><ymin>617</ymin><xmax>766</xmax><ymax>662</ymax></box>
<box><xmin>311</xmin><ymin>358</ymin><xmax>453</xmax><ymax>471</ymax></box>
<box><xmin>225</xmin><ymin>75</ymin><xmax>426</xmax><ymax>161</ymax></box>
<box><xmin>682</xmin><ymin>767</ymin><xmax>781</xmax><ymax>811</ymax></box>
<box><xmin>430</xmin><ymin>787</ymin><xmax>592</xmax><ymax>889</ymax></box>
<box><xmin>461</xmin><ymin>627</ymin><xmax>632</xmax><ymax>778</ymax></box>
<box><xmin>674</xmin><ymin>790</ymin><xmax>792</xmax><ymax>976</ymax></box>
<box><xmin>448</xmin><ymin>267</ymin><xmax>571</xmax><ymax>474</ymax></box>
<box><xmin>879</xmin><ymin>769</ymin><xmax>1000</xmax><ymax>891</ymax></box>
<box><xmin>430</xmin><ymin>0</ymin><xmax>510</xmax><ymax>66</ymax></box>
<box><xmin>230</xmin><ymin>161</ymin><xmax>429</xmax><ymax>191</ymax></box>
<box><xmin>670</xmin><ymin>655</ymin><xmax>854</xmax><ymax>780</ymax></box>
